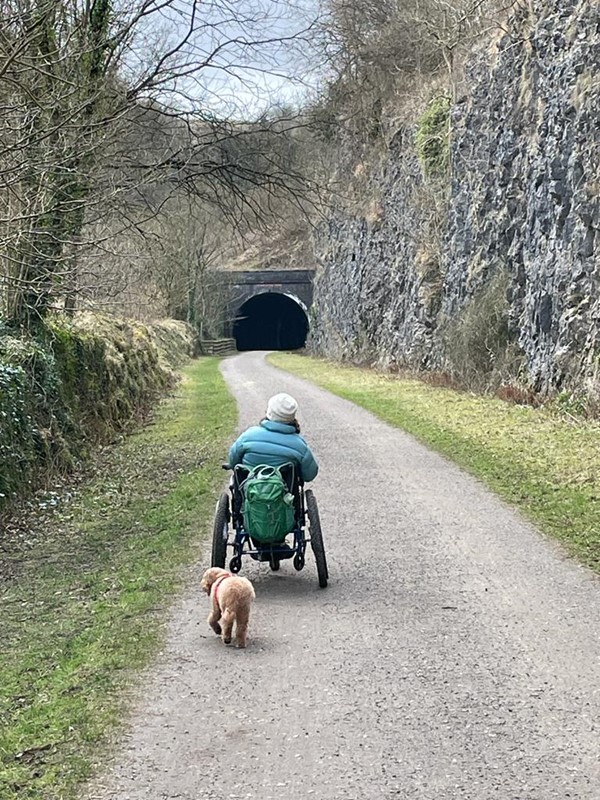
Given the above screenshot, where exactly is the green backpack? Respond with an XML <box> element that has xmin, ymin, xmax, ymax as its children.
<box><xmin>242</xmin><ymin>465</ymin><xmax>296</xmax><ymax>543</ymax></box>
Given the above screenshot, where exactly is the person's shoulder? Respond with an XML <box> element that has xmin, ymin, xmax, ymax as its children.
<box><xmin>236</xmin><ymin>425</ymin><xmax>262</xmax><ymax>441</ymax></box>
<box><xmin>243</xmin><ymin>424</ymin><xmax>264</xmax><ymax>436</ymax></box>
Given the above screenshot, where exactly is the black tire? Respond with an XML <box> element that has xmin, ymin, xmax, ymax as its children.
<box><xmin>305</xmin><ymin>489</ymin><xmax>328</xmax><ymax>588</ymax></box>
<box><xmin>211</xmin><ymin>492</ymin><xmax>230</xmax><ymax>568</ymax></box>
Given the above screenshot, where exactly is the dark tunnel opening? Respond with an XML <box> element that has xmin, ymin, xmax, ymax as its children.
<box><xmin>233</xmin><ymin>292</ymin><xmax>309</xmax><ymax>351</ymax></box>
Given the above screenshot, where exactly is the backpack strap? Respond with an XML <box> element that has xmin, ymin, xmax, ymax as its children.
<box><xmin>242</xmin><ymin>462</ymin><xmax>295</xmax><ymax>490</ymax></box>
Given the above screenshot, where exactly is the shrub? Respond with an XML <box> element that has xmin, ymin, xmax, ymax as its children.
<box><xmin>495</xmin><ymin>382</ymin><xmax>541</xmax><ymax>408</ymax></box>
<box><xmin>415</xmin><ymin>96</ymin><xmax>451</xmax><ymax>178</ymax></box>
<box><xmin>552</xmin><ymin>387</ymin><xmax>600</xmax><ymax>420</ymax></box>
<box><xmin>0</xmin><ymin>337</ymin><xmax>71</xmax><ymax>503</ymax></box>
<box><xmin>0</xmin><ymin>359</ymin><xmax>31</xmax><ymax>502</ymax></box>
<box><xmin>442</xmin><ymin>271</ymin><xmax>524</xmax><ymax>392</ymax></box>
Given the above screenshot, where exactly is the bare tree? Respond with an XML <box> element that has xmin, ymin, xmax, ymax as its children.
<box><xmin>0</xmin><ymin>0</ymin><xmax>317</xmax><ymax>330</ymax></box>
<box><xmin>145</xmin><ymin>196</ymin><xmax>233</xmax><ymax>335</ymax></box>
<box><xmin>314</xmin><ymin>0</ymin><xmax>516</xmax><ymax>143</ymax></box>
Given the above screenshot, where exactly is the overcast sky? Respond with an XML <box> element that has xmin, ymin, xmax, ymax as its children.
<box><xmin>127</xmin><ymin>0</ymin><xmax>325</xmax><ymax>117</ymax></box>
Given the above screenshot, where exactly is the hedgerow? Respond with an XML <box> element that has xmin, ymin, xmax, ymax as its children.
<box><xmin>0</xmin><ymin>315</ymin><xmax>195</xmax><ymax>516</ymax></box>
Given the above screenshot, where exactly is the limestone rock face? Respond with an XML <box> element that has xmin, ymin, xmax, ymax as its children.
<box><xmin>309</xmin><ymin>0</ymin><xmax>599</xmax><ymax>395</ymax></box>
<box><xmin>310</xmin><ymin>129</ymin><xmax>440</xmax><ymax>370</ymax></box>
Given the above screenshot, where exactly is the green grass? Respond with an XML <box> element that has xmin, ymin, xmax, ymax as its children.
<box><xmin>0</xmin><ymin>357</ymin><xmax>236</xmax><ymax>800</ymax></box>
<box><xmin>269</xmin><ymin>353</ymin><xmax>600</xmax><ymax>570</ymax></box>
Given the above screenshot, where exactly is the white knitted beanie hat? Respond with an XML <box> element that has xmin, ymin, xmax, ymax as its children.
<box><xmin>266</xmin><ymin>393</ymin><xmax>298</xmax><ymax>423</ymax></box>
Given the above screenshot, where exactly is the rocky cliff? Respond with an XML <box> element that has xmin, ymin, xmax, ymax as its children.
<box><xmin>309</xmin><ymin>0</ymin><xmax>600</xmax><ymax>397</ymax></box>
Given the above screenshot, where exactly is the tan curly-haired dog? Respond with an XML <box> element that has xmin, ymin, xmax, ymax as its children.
<box><xmin>201</xmin><ymin>567</ymin><xmax>256</xmax><ymax>648</ymax></box>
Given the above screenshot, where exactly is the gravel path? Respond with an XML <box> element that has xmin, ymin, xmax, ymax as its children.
<box><xmin>87</xmin><ymin>351</ymin><xmax>600</xmax><ymax>800</ymax></box>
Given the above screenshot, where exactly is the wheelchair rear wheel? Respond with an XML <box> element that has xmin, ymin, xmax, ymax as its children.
<box><xmin>305</xmin><ymin>489</ymin><xmax>328</xmax><ymax>588</ymax></box>
<box><xmin>211</xmin><ymin>492</ymin><xmax>230</xmax><ymax>568</ymax></box>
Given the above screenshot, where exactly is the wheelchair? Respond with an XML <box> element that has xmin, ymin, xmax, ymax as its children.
<box><xmin>211</xmin><ymin>462</ymin><xmax>328</xmax><ymax>588</ymax></box>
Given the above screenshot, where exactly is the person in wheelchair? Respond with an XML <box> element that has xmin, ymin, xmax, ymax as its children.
<box><xmin>228</xmin><ymin>392</ymin><xmax>318</xmax><ymax>484</ymax></box>
<box><xmin>228</xmin><ymin>392</ymin><xmax>318</xmax><ymax>532</ymax></box>
<box><xmin>219</xmin><ymin>394</ymin><xmax>326</xmax><ymax>581</ymax></box>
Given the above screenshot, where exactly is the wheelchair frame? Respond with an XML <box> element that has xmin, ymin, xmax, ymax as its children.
<box><xmin>211</xmin><ymin>463</ymin><xmax>328</xmax><ymax>588</ymax></box>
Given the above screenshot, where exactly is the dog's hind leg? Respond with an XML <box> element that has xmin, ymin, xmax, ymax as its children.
<box><xmin>235</xmin><ymin>606</ymin><xmax>250</xmax><ymax>648</ymax></box>
<box><xmin>208</xmin><ymin>605</ymin><xmax>222</xmax><ymax>635</ymax></box>
<box><xmin>221</xmin><ymin>608</ymin><xmax>235</xmax><ymax>644</ymax></box>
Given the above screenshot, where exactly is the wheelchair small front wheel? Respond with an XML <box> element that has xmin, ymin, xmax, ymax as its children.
<box><xmin>211</xmin><ymin>492</ymin><xmax>230</xmax><ymax>569</ymax></box>
<box><xmin>293</xmin><ymin>552</ymin><xmax>305</xmax><ymax>571</ymax></box>
<box><xmin>269</xmin><ymin>553</ymin><xmax>280</xmax><ymax>571</ymax></box>
<box><xmin>306</xmin><ymin>489</ymin><xmax>328</xmax><ymax>588</ymax></box>
<box><xmin>229</xmin><ymin>555</ymin><xmax>242</xmax><ymax>573</ymax></box>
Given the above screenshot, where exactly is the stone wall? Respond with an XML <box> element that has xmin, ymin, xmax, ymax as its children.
<box><xmin>309</xmin><ymin>0</ymin><xmax>600</xmax><ymax>396</ymax></box>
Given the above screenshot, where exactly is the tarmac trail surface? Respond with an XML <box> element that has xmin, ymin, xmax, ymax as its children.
<box><xmin>87</xmin><ymin>351</ymin><xmax>600</xmax><ymax>800</ymax></box>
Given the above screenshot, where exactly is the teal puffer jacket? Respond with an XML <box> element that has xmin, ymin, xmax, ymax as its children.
<box><xmin>228</xmin><ymin>420</ymin><xmax>319</xmax><ymax>482</ymax></box>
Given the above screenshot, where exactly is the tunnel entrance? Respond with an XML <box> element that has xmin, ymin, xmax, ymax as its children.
<box><xmin>233</xmin><ymin>292</ymin><xmax>309</xmax><ymax>351</ymax></box>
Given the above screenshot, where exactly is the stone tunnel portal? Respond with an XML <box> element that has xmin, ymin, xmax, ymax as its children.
<box><xmin>233</xmin><ymin>292</ymin><xmax>309</xmax><ymax>351</ymax></box>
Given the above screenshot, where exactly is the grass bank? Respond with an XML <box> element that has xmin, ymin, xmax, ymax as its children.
<box><xmin>0</xmin><ymin>357</ymin><xmax>236</xmax><ymax>800</ymax></box>
<box><xmin>269</xmin><ymin>353</ymin><xmax>600</xmax><ymax>571</ymax></box>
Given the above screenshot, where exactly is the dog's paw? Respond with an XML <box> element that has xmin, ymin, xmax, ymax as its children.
<box><xmin>223</xmin><ymin>636</ymin><xmax>232</xmax><ymax>644</ymax></box>
<box><xmin>210</xmin><ymin>622</ymin><xmax>222</xmax><ymax>635</ymax></box>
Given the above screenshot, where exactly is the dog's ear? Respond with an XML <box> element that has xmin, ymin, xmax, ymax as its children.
<box><xmin>201</xmin><ymin>567</ymin><xmax>218</xmax><ymax>593</ymax></box>
<box><xmin>204</xmin><ymin>567</ymin><xmax>223</xmax><ymax>583</ymax></box>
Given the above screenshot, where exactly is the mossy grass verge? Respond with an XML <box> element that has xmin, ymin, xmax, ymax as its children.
<box><xmin>0</xmin><ymin>357</ymin><xmax>236</xmax><ymax>800</ymax></box>
<box><xmin>269</xmin><ymin>353</ymin><xmax>600</xmax><ymax>571</ymax></box>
